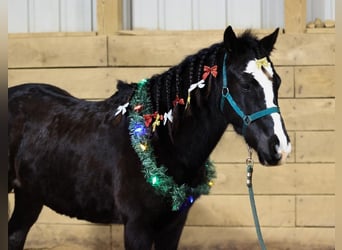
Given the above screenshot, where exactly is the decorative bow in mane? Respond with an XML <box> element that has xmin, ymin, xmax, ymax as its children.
<box><xmin>163</xmin><ymin>109</ymin><xmax>173</xmax><ymax>125</ymax></box>
<box><xmin>188</xmin><ymin>79</ymin><xmax>206</xmax><ymax>92</ymax></box>
<box><xmin>202</xmin><ymin>65</ymin><xmax>218</xmax><ymax>80</ymax></box>
<box><xmin>186</xmin><ymin>64</ymin><xmax>218</xmax><ymax>107</ymax></box>
<box><xmin>172</xmin><ymin>95</ymin><xmax>185</xmax><ymax>107</ymax></box>
<box><xmin>115</xmin><ymin>102</ymin><xmax>129</xmax><ymax>116</ymax></box>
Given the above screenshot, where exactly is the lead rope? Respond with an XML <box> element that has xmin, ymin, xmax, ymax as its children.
<box><xmin>246</xmin><ymin>146</ymin><xmax>267</xmax><ymax>250</ymax></box>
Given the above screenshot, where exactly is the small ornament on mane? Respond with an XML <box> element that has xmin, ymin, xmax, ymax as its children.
<box><xmin>163</xmin><ymin>109</ymin><xmax>173</xmax><ymax>125</ymax></box>
<box><xmin>172</xmin><ymin>95</ymin><xmax>185</xmax><ymax>107</ymax></box>
<box><xmin>185</xmin><ymin>65</ymin><xmax>218</xmax><ymax>107</ymax></box>
<box><xmin>114</xmin><ymin>102</ymin><xmax>129</xmax><ymax>116</ymax></box>
<box><xmin>151</xmin><ymin>113</ymin><xmax>163</xmax><ymax>132</ymax></box>
<box><xmin>143</xmin><ymin>111</ymin><xmax>162</xmax><ymax>128</ymax></box>
<box><xmin>202</xmin><ymin>65</ymin><xmax>218</xmax><ymax>79</ymax></box>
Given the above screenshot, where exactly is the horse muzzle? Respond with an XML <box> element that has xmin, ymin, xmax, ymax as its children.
<box><xmin>257</xmin><ymin>135</ymin><xmax>292</xmax><ymax>166</ymax></box>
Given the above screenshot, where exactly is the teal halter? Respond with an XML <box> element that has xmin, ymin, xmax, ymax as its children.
<box><xmin>220</xmin><ymin>53</ymin><xmax>280</xmax><ymax>134</ymax></box>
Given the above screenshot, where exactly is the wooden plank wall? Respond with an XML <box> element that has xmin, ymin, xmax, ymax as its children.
<box><xmin>8</xmin><ymin>30</ymin><xmax>335</xmax><ymax>249</ymax></box>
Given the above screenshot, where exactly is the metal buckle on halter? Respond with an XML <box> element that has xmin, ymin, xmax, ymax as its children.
<box><xmin>243</xmin><ymin>115</ymin><xmax>252</xmax><ymax>126</ymax></box>
<box><xmin>222</xmin><ymin>87</ymin><xmax>229</xmax><ymax>97</ymax></box>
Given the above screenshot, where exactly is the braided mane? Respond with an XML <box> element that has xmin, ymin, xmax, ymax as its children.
<box><xmin>147</xmin><ymin>42</ymin><xmax>224</xmax><ymax>115</ymax></box>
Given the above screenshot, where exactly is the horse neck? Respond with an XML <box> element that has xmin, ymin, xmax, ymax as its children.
<box><xmin>149</xmin><ymin>44</ymin><xmax>229</xmax><ymax>177</ymax></box>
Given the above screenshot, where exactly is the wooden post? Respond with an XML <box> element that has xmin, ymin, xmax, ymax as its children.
<box><xmin>97</xmin><ymin>0</ymin><xmax>122</xmax><ymax>35</ymax></box>
<box><xmin>284</xmin><ymin>0</ymin><xmax>307</xmax><ymax>33</ymax></box>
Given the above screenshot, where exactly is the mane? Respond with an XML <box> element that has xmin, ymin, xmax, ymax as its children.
<box><xmin>239</xmin><ymin>29</ymin><xmax>259</xmax><ymax>47</ymax></box>
<box><xmin>234</xmin><ymin>29</ymin><xmax>269</xmax><ymax>59</ymax></box>
<box><xmin>147</xmin><ymin>42</ymin><xmax>224</xmax><ymax>115</ymax></box>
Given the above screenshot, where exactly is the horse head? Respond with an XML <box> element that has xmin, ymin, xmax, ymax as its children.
<box><xmin>221</xmin><ymin>26</ymin><xmax>291</xmax><ymax>166</ymax></box>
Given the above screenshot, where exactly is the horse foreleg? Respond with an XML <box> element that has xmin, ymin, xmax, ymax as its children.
<box><xmin>124</xmin><ymin>219</ymin><xmax>154</xmax><ymax>250</ymax></box>
<box><xmin>8</xmin><ymin>189</ymin><xmax>43</xmax><ymax>250</ymax></box>
<box><xmin>154</xmin><ymin>210</ymin><xmax>189</xmax><ymax>250</ymax></box>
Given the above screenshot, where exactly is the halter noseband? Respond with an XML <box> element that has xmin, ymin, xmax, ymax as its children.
<box><xmin>220</xmin><ymin>53</ymin><xmax>280</xmax><ymax>134</ymax></box>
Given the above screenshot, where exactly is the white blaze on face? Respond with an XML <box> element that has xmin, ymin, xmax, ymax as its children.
<box><xmin>244</xmin><ymin>58</ymin><xmax>292</xmax><ymax>161</ymax></box>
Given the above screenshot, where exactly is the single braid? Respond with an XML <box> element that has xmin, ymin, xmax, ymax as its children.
<box><xmin>197</xmin><ymin>50</ymin><xmax>208</xmax><ymax>82</ymax></box>
<box><xmin>211</xmin><ymin>46</ymin><xmax>220</xmax><ymax>66</ymax></box>
<box><xmin>175</xmin><ymin>66</ymin><xmax>181</xmax><ymax>97</ymax></box>
<box><xmin>165</xmin><ymin>71</ymin><xmax>172</xmax><ymax>111</ymax></box>
<box><xmin>188</xmin><ymin>58</ymin><xmax>195</xmax><ymax>88</ymax></box>
<box><xmin>155</xmin><ymin>76</ymin><xmax>162</xmax><ymax>112</ymax></box>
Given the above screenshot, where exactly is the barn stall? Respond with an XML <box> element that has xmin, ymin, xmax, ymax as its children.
<box><xmin>8</xmin><ymin>0</ymin><xmax>335</xmax><ymax>249</ymax></box>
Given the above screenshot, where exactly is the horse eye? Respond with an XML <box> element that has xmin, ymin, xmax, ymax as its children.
<box><xmin>240</xmin><ymin>82</ymin><xmax>251</xmax><ymax>91</ymax></box>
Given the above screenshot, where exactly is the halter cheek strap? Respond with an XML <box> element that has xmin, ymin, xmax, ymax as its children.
<box><xmin>220</xmin><ymin>53</ymin><xmax>280</xmax><ymax>134</ymax></box>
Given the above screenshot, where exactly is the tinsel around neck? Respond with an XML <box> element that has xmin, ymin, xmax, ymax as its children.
<box><xmin>127</xmin><ymin>79</ymin><xmax>216</xmax><ymax>211</ymax></box>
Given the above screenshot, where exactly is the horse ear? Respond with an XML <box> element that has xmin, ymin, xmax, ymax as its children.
<box><xmin>223</xmin><ymin>26</ymin><xmax>237</xmax><ymax>52</ymax></box>
<box><xmin>260</xmin><ymin>28</ymin><xmax>279</xmax><ymax>53</ymax></box>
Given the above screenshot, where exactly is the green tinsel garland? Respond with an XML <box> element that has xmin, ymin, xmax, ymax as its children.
<box><xmin>128</xmin><ymin>79</ymin><xmax>216</xmax><ymax>211</ymax></box>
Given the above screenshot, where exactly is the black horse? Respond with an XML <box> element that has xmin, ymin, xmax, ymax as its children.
<box><xmin>8</xmin><ymin>26</ymin><xmax>291</xmax><ymax>250</ymax></box>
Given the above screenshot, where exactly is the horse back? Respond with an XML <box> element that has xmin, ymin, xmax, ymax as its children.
<box><xmin>8</xmin><ymin>83</ymin><xmax>137</xmax><ymax>223</ymax></box>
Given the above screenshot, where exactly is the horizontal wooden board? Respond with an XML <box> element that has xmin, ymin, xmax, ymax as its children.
<box><xmin>8</xmin><ymin>67</ymin><xmax>166</xmax><ymax>99</ymax></box>
<box><xmin>296</xmin><ymin>195</ymin><xmax>335</xmax><ymax>227</ymax></box>
<box><xmin>296</xmin><ymin>131</ymin><xmax>335</xmax><ymax>163</ymax></box>
<box><xmin>180</xmin><ymin>226</ymin><xmax>335</xmax><ymax>250</ymax></box>
<box><xmin>8</xmin><ymin>36</ymin><xmax>107</xmax><ymax>68</ymax></box>
<box><xmin>108</xmin><ymin>34</ymin><xmax>221</xmax><ymax>67</ymax></box>
<box><xmin>280</xmin><ymin>98</ymin><xmax>335</xmax><ymax>131</ymax></box>
<box><xmin>306</xmin><ymin>28</ymin><xmax>336</xmax><ymax>34</ymax></box>
<box><xmin>211</xmin><ymin>163</ymin><xmax>335</xmax><ymax>195</ymax></box>
<box><xmin>272</xmin><ymin>33</ymin><xmax>335</xmax><ymax>66</ymax></box>
<box><xmin>292</xmin><ymin>164</ymin><xmax>335</xmax><ymax>194</ymax></box>
<box><xmin>295</xmin><ymin>66</ymin><xmax>335</xmax><ymax>98</ymax></box>
<box><xmin>186</xmin><ymin>195</ymin><xmax>295</xmax><ymax>227</ymax></box>
<box><xmin>8</xmin><ymin>33</ymin><xmax>335</xmax><ymax>69</ymax></box>
<box><xmin>8</xmin><ymin>66</ymin><xmax>294</xmax><ymax>98</ymax></box>
<box><xmin>8</xmin><ymin>32</ymin><xmax>97</xmax><ymax>38</ymax></box>
<box><xmin>107</xmin><ymin>33</ymin><xmax>335</xmax><ymax>66</ymax></box>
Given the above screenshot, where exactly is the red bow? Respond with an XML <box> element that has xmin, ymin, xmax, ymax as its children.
<box><xmin>143</xmin><ymin>114</ymin><xmax>153</xmax><ymax>127</ymax></box>
<box><xmin>143</xmin><ymin>112</ymin><xmax>163</xmax><ymax>127</ymax></box>
<box><xmin>172</xmin><ymin>95</ymin><xmax>185</xmax><ymax>107</ymax></box>
<box><xmin>202</xmin><ymin>65</ymin><xmax>218</xmax><ymax>80</ymax></box>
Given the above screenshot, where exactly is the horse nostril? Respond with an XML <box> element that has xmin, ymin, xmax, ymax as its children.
<box><xmin>270</xmin><ymin>137</ymin><xmax>283</xmax><ymax>163</ymax></box>
<box><xmin>274</xmin><ymin>144</ymin><xmax>280</xmax><ymax>154</ymax></box>
<box><xmin>270</xmin><ymin>135</ymin><xmax>280</xmax><ymax>153</ymax></box>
